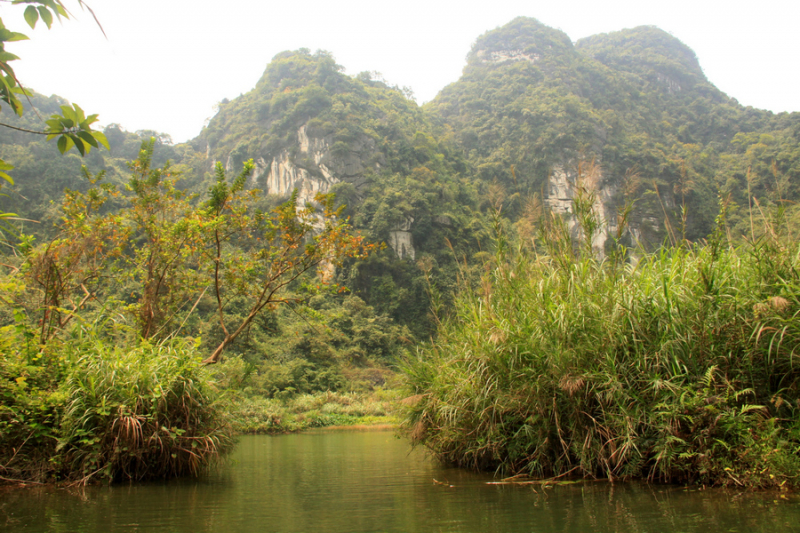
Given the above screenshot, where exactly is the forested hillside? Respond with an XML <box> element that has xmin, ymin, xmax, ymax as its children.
<box><xmin>0</xmin><ymin>91</ymin><xmax>187</xmax><ymax>233</ymax></box>
<box><xmin>428</xmin><ymin>18</ymin><xmax>800</xmax><ymax>245</ymax></box>
<box><xmin>2</xmin><ymin>15</ymin><xmax>799</xmax><ymax>485</ymax></box>
<box><xmin>194</xmin><ymin>49</ymin><xmax>487</xmax><ymax>338</ymax></box>
<box><xmin>6</xmin><ymin>18</ymin><xmax>798</xmax><ymax>339</ymax></box>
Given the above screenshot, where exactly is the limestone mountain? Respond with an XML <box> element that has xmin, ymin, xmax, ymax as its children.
<box><xmin>194</xmin><ymin>49</ymin><xmax>485</xmax><ymax>336</ymax></box>
<box><xmin>2</xmin><ymin>17</ymin><xmax>799</xmax><ymax>336</ymax></box>
<box><xmin>428</xmin><ymin>17</ymin><xmax>800</xmax><ymax>247</ymax></box>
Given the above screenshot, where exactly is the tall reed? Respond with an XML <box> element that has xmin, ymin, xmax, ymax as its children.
<box><xmin>402</xmin><ymin>198</ymin><xmax>800</xmax><ymax>487</ymax></box>
<box><xmin>1</xmin><ymin>330</ymin><xmax>234</xmax><ymax>484</ymax></box>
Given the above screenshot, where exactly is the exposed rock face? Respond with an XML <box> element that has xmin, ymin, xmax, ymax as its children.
<box><xmin>297</xmin><ymin>127</ymin><xmax>335</xmax><ymax>179</ymax></box>
<box><xmin>476</xmin><ymin>49</ymin><xmax>540</xmax><ymax>64</ymax></box>
<box><xmin>656</xmin><ymin>73</ymin><xmax>682</xmax><ymax>94</ymax></box>
<box><xmin>246</xmin><ymin>125</ymin><xmax>339</xmax><ymax>206</ymax></box>
<box><xmin>388</xmin><ymin>216</ymin><xmax>415</xmax><ymax>260</ymax></box>
<box><xmin>245</xmin><ymin>124</ymin><xmax>380</xmax><ymax>206</ymax></box>
<box><xmin>234</xmin><ymin>123</ymin><xmax>416</xmax><ymax>259</ymax></box>
<box><xmin>543</xmin><ymin>165</ymin><xmax>617</xmax><ymax>256</ymax></box>
<box><xmin>264</xmin><ymin>151</ymin><xmax>338</xmax><ymax>206</ymax></box>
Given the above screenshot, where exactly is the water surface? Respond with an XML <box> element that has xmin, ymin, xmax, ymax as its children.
<box><xmin>3</xmin><ymin>430</ymin><xmax>799</xmax><ymax>532</ymax></box>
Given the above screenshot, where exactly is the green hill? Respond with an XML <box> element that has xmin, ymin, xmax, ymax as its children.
<box><xmin>428</xmin><ymin>17</ymin><xmax>799</xmax><ymax>245</ymax></box>
<box><xmin>193</xmin><ymin>49</ymin><xmax>487</xmax><ymax>337</ymax></box>
<box><xmin>2</xmin><ymin>17</ymin><xmax>799</xmax><ymax>342</ymax></box>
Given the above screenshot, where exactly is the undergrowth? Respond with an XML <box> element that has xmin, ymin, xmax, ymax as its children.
<box><xmin>225</xmin><ymin>384</ymin><xmax>399</xmax><ymax>434</ymax></box>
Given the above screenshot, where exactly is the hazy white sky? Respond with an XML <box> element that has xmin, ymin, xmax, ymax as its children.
<box><xmin>8</xmin><ymin>0</ymin><xmax>800</xmax><ymax>143</ymax></box>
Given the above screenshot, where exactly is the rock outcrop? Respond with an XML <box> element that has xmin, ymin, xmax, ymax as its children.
<box><xmin>543</xmin><ymin>165</ymin><xmax>617</xmax><ymax>256</ymax></box>
<box><xmin>476</xmin><ymin>49</ymin><xmax>540</xmax><ymax>65</ymax></box>
<box><xmin>388</xmin><ymin>216</ymin><xmax>415</xmax><ymax>260</ymax></box>
<box><xmin>220</xmin><ymin>122</ymin><xmax>415</xmax><ymax>259</ymax></box>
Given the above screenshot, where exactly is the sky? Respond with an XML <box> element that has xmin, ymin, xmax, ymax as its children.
<box><xmin>8</xmin><ymin>0</ymin><xmax>800</xmax><ymax>143</ymax></box>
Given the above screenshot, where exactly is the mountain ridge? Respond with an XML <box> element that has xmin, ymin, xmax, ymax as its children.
<box><xmin>2</xmin><ymin>16</ymin><xmax>799</xmax><ymax>336</ymax></box>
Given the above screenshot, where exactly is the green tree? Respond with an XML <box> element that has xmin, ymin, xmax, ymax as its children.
<box><xmin>13</xmin><ymin>140</ymin><xmax>374</xmax><ymax>364</ymax></box>
<box><xmin>125</xmin><ymin>140</ymin><xmax>204</xmax><ymax>339</ymax></box>
<box><xmin>15</xmin><ymin>166</ymin><xmax>124</xmax><ymax>343</ymax></box>
<box><xmin>201</xmin><ymin>161</ymin><xmax>374</xmax><ymax>364</ymax></box>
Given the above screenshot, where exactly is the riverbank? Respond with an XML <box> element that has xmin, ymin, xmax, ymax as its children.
<box><xmin>229</xmin><ymin>389</ymin><xmax>401</xmax><ymax>434</ymax></box>
<box><xmin>0</xmin><ymin>337</ymin><xmax>235</xmax><ymax>486</ymax></box>
<box><xmin>1</xmin><ymin>315</ymin><xmax>404</xmax><ymax>486</ymax></box>
<box><xmin>1</xmin><ymin>357</ymin><xmax>401</xmax><ymax>487</ymax></box>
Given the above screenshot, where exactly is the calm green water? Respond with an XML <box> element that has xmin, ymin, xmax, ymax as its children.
<box><xmin>2</xmin><ymin>430</ymin><xmax>799</xmax><ymax>532</ymax></box>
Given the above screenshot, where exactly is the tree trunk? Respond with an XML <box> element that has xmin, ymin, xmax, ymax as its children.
<box><xmin>202</xmin><ymin>337</ymin><xmax>230</xmax><ymax>365</ymax></box>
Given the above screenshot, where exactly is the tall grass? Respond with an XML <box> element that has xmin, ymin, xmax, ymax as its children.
<box><xmin>1</xmin><ymin>331</ymin><xmax>234</xmax><ymax>484</ymax></box>
<box><xmin>402</xmin><ymin>197</ymin><xmax>800</xmax><ymax>487</ymax></box>
<box><xmin>58</xmin><ymin>336</ymin><xmax>234</xmax><ymax>483</ymax></box>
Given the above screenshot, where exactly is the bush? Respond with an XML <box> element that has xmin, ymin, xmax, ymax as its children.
<box><xmin>0</xmin><ymin>327</ymin><xmax>65</xmax><ymax>483</ymax></box>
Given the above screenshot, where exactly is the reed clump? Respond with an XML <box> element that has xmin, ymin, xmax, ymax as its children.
<box><xmin>1</xmin><ymin>331</ymin><xmax>234</xmax><ymax>485</ymax></box>
<box><xmin>402</xmin><ymin>194</ymin><xmax>800</xmax><ymax>488</ymax></box>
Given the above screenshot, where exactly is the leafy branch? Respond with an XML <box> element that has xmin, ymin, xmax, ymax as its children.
<box><xmin>0</xmin><ymin>1</ymin><xmax>108</xmax><ymax>190</ymax></box>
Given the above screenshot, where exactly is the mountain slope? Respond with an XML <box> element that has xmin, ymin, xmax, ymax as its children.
<box><xmin>194</xmin><ymin>49</ymin><xmax>486</xmax><ymax>336</ymax></box>
<box><xmin>427</xmin><ymin>17</ymin><xmax>800</xmax><ymax>246</ymax></box>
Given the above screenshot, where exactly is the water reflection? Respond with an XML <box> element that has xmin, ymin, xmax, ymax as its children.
<box><xmin>2</xmin><ymin>430</ymin><xmax>799</xmax><ymax>532</ymax></box>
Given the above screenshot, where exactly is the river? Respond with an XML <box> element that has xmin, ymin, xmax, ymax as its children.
<box><xmin>3</xmin><ymin>429</ymin><xmax>799</xmax><ymax>532</ymax></box>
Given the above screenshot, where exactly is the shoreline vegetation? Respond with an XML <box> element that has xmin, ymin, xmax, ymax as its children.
<box><xmin>0</xmin><ymin>336</ymin><xmax>401</xmax><ymax>486</ymax></box>
<box><xmin>1</xmin><ymin>336</ymin><xmax>234</xmax><ymax>486</ymax></box>
<box><xmin>401</xmin><ymin>186</ymin><xmax>800</xmax><ymax>490</ymax></box>
<box><xmin>0</xmin><ymin>304</ymin><xmax>401</xmax><ymax>485</ymax></box>
<box><xmin>4</xmin><ymin>186</ymin><xmax>800</xmax><ymax>490</ymax></box>
<box><xmin>1</xmin><ymin>11</ymin><xmax>799</xmax><ymax>496</ymax></box>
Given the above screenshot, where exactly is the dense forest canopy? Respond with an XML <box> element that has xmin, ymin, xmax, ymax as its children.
<box><xmin>429</xmin><ymin>18</ymin><xmax>798</xmax><ymax>243</ymax></box>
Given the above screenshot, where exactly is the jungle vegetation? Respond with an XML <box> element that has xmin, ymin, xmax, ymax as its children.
<box><xmin>403</xmin><ymin>179</ymin><xmax>800</xmax><ymax>489</ymax></box>
<box><xmin>1</xmin><ymin>15</ymin><xmax>799</xmax><ymax>487</ymax></box>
